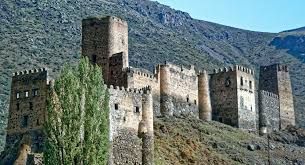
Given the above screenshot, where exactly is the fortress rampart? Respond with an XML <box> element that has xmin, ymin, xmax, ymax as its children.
<box><xmin>3</xmin><ymin>16</ymin><xmax>296</xmax><ymax>164</ymax></box>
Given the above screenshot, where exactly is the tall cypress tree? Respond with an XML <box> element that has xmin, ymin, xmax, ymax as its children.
<box><xmin>44</xmin><ymin>57</ymin><xmax>109</xmax><ymax>165</ymax></box>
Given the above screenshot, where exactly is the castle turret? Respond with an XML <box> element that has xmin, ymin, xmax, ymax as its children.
<box><xmin>259</xmin><ymin>64</ymin><xmax>295</xmax><ymax>129</ymax></box>
<box><xmin>198</xmin><ymin>70</ymin><xmax>212</xmax><ymax>121</ymax></box>
<box><xmin>159</xmin><ymin>64</ymin><xmax>173</xmax><ymax>117</ymax></box>
<box><xmin>141</xmin><ymin>87</ymin><xmax>154</xmax><ymax>165</ymax></box>
<box><xmin>82</xmin><ymin>16</ymin><xmax>129</xmax><ymax>84</ymax></box>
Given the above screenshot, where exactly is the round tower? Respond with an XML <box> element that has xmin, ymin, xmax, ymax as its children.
<box><xmin>141</xmin><ymin>87</ymin><xmax>154</xmax><ymax>165</ymax></box>
<box><xmin>198</xmin><ymin>70</ymin><xmax>212</xmax><ymax>121</ymax></box>
<box><xmin>160</xmin><ymin>64</ymin><xmax>173</xmax><ymax>117</ymax></box>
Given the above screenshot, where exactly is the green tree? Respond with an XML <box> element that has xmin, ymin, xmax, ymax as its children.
<box><xmin>44</xmin><ymin>57</ymin><xmax>109</xmax><ymax>165</ymax></box>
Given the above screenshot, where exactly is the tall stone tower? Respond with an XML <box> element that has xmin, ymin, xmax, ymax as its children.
<box><xmin>82</xmin><ymin>16</ymin><xmax>129</xmax><ymax>84</ymax></box>
<box><xmin>210</xmin><ymin>66</ymin><xmax>256</xmax><ymax>130</ymax></box>
<box><xmin>259</xmin><ymin>64</ymin><xmax>295</xmax><ymax>129</ymax></box>
<box><xmin>198</xmin><ymin>70</ymin><xmax>212</xmax><ymax>121</ymax></box>
<box><xmin>5</xmin><ymin>69</ymin><xmax>48</xmax><ymax>159</ymax></box>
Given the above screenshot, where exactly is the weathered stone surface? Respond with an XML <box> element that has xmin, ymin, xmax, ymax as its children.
<box><xmin>259</xmin><ymin>90</ymin><xmax>280</xmax><ymax>132</ymax></box>
<box><xmin>210</xmin><ymin>66</ymin><xmax>256</xmax><ymax>130</ymax></box>
<box><xmin>259</xmin><ymin>64</ymin><xmax>295</xmax><ymax>129</ymax></box>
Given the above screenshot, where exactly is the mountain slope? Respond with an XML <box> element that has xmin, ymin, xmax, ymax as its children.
<box><xmin>154</xmin><ymin>117</ymin><xmax>305</xmax><ymax>165</ymax></box>
<box><xmin>0</xmin><ymin>0</ymin><xmax>305</xmax><ymax>150</ymax></box>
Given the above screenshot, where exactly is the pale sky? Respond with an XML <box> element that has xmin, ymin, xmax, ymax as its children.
<box><xmin>155</xmin><ymin>0</ymin><xmax>305</xmax><ymax>32</ymax></box>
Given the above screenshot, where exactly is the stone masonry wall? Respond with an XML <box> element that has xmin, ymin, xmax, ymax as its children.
<box><xmin>277</xmin><ymin>65</ymin><xmax>295</xmax><ymax>129</ymax></box>
<box><xmin>210</xmin><ymin>67</ymin><xmax>239</xmax><ymax>127</ymax></box>
<box><xmin>259</xmin><ymin>64</ymin><xmax>295</xmax><ymax>129</ymax></box>
<box><xmin>6</xmin><ymin>69</ymin><xmax>48</xmax><ymax>153</ymax></box>
<box><xmin>108</xmin><ymin>85</ymin><xmax>154</xmax><ymax>165</ymax></box>
<box><xmin>108</xmin><ymin>85</ymin><xmax>143</xmax><ymax>165</ymax></box>
<box><xmin>82</xmin><ymin>16</ymin><xmax>129</xmax><ymax>84</ymax></box>
<box><xmin>236</xmin><ymin>66</ymin><xmax>256</xmax><ymax>131</ymax></box>
<box><xmin>259</xmin><ymin>90</ymin><xmax>280</xmax><ymax>132</ymax></box>
<box><xmin>160</xmin><ymin>63</ymin><xmax>199</xmax><ymax>117</ymax></box>
<box><xmin>210</xmin><ymin>66</ymin><xmax>256</xmax><ymax>130</ymax></box>
<box><xmin>126</xmin><ymin>67</ymin><xmax>161</xmax><ymax>116</ymax></box>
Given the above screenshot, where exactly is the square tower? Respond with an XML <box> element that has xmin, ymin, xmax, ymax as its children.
<box><xmin>5</xmin><ymin>69</ymin><xmax>49</xmax><ymax>153</ymax></box>
<box><xmin>210</xmin><ymin>66</ymin><xmax>256</xmax><ymax>131</ymax></box>
<box><xmin>259</xmin><ymin>64</ymin><xmax>295</xmax><ymax>129</ymax></box>
<box><xmin>82</xmin><ymin>16</ymin><xmax>129</xmax><ymax>84</ymax></box>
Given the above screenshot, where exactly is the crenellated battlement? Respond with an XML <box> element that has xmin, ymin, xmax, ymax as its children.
<box><xmin>259</xmin><ymin>90</ymin><xmax>279</xmax><ymax>99</ymax></box>
<box><xmin>125</xmin><ymin>67</ymin><xmax>158</xmax><ymax>81</ymax></box>
<box><xmin>276</xmin><ymin>64</ymin><xmax>289</xmax><ymax>72</ymax></box>
<box><xmin>107</xmin><ymin>85</ymin><xmax>152</xmax><ymax>95</ymax></box>
<box><xmin>260</xmin><ymin>64</ymin><xmax>289</xmax><ymax>73</ymax></box>
<box><xmin>159</xmin><ymin>61</ymin><xmax>197</xmax><ymax>75</ymax></box>
<box><xmin>212</xmin><ymin>66</ymin><xmax>235</xmax><ymax>74</ymax></box>
<box><xmin>235</xmin><ymin>65</ymin><xmax>254</xmax><ymax>75</ymax></box>
<box><xmin>212</xmin><ymin>65</ymin><xmax>254</xmax><ymax>75</ymax></box>
<box><xmin>12</xmin><ymin>68</ymin><xmax>47</xmax><ymax>77</ymax></box>
<box><xmin>83</xmin><ymin>16</ymin><xmax>128</xmax><ymax>26</ymax></box>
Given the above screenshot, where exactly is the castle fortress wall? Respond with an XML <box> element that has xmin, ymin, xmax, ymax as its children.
<box><xmin>259</xmin><ymin>90</ymin><xmax>280</xmax><ymax>132</ymax></box>
<box><xmin>259</xmin><ymin>64</ymin><xmax>295</xmax><ymax>129</ymax></box>
<box><xmin>210</xmin><ymin>66</ymin><xmax>256</xmax><ymax>130</ymax></box>
<box><xmin>160</xmin><ymin>63</ymin><xmax>199</xmax><ymax>117</ymax></box>
<box><xmin>108</xmin><ymin>85</ymin><xmax>153</xmax><ymax>165</ymax></box>
<box><xmin>6</xmin><ymin>69</ymin><xmax>48</xmax><ymax>155</ymax></box>
<box><xmin>82</xmin><ymin>16</ymin><xmax>128</xmax><ymax>84</ymax></box>
<box><xmin>125</xmin><ymin>67</ymin><xmax>161</xmax><ymax>115</ymax></box>
<box><xmin>210</xmin><ymin>67</ymin><xmax>239</xmax><ymax>127</ymax></box>
<box><xmin>236</xmin><ymin>66</ymin><xmax>256</xmax><ymax>130</ymax></box>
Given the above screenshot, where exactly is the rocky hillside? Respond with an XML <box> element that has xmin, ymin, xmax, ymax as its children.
<box><xmin>0</xmin><ymin>0</ymin><xmax>304</xmax><ymax>150</ymax></box>
<box><xmin>154</xmin><ymin>117</ymin><xmax>305</xmax><ymax>165</ymax></box>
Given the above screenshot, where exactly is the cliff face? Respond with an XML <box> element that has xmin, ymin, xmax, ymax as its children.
<box><xmin>0</xmin><ymin>0</ymin><xmax>304</xmax><ymax>149</ymax></box>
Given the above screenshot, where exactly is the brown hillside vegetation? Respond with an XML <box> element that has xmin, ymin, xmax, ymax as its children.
<box><xmin>154</xmin><ymin>117</ymin><xmax>305</xmax><ymax>165</ymax></box>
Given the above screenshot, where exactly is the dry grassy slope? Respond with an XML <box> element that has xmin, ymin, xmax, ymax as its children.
<box><xmin>0</xmin><ymin>0</ymin><xmax>305</xmax><ymax>150</ymax></box>
<box><xmin>154</xmin><ymin>117</ymin><xmax>305</xmax><ymax>165</ymax></box>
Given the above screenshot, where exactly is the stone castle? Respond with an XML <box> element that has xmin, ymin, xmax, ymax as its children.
<box><xmin>2</xmin><ymin>16</ymin><xmax>296</xmax><ymax>164</ymax></box>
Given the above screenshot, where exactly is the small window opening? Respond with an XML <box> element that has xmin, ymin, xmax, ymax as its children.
<box><xmin>194</xmin><ymin>100</ymin><xmax>197</xmax><ymax>105</ymax></box>
<box><xmin>29</xmin><ymin>102</ymin><xmax>33</xmax><ymax>110</ymax></box>
<box><xmin>25</xmin><ymin>91</ymin><xmax>29</xmax><ymax>98</ymax></box>
<box><xmin>249</xmin><ymin>81</ymin><xmax>252</xmax><ymax>89</ymax></box>
<box><xmin>92</xmin><ymin>55</ymin><xmax>97</xmax><ymax>64</ymax></box>
<box><xmin>16</xmin><ymin>103</ymin><xmax>20</xmax><ymax>111</ymax></box>
<box><xmin>115</xmin><ymin>104</ymin><xmax>119</xmax><ymax>110</ymax></box>
<box><xmin>135</xmin><ymin>106</ymin><xmax>140</xmax><ymax>113</ymax></box>
<box><xmin>32</xmin><ymin>89</ymin><xmax>38</xmax><ymax>97</ymax></box>
<box><xmin>240</xmin><ymin>77</ymin><xmax>244</xmax><ymax>86</ymax></box>
<box><xmin>186</xmin><ymin>97</ymin><xmax>189</xmax><ymax>103</ymax></box>
<box><xmin>36</xmin><ymin>119</ymin><xmax>40</xmax><ymax>126</ymax></box>
<box><xmin>22</xmin><ymin>115</ymin><xmax>29</xmax><ymax>128</ymax></box>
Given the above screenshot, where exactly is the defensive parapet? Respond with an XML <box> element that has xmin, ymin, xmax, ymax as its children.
<box><xmin>126</xmin><ymin>67</ymin><xmax>159</xmax><ymax>81</ymax></box>
<box><xmin>212</xmin><ymin>65</ymin><xmax>254</xmax><ymax>75</ymax></box>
